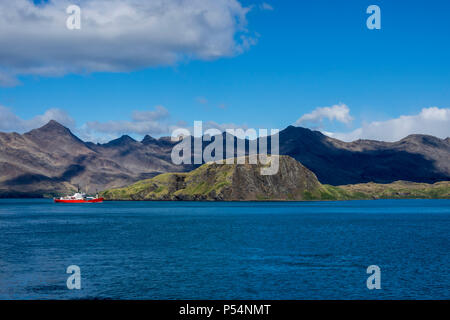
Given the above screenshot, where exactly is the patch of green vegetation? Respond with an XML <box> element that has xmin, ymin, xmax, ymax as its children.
<box><xmin>336</xmin><ymin>181</ymin><xmax>450</xmax><ymax>200</ymax></box>
<box><xmin>102</xmin><ymin>161</ymin><xmax>235</xmax><ymax>200</ymax></box>
<box><xmin>180</xmin><ymin>166</ymin><xmax>232</xmax><ymax>197</ymax></box>
<box><xmin>255</xmin><ymin>194</ymin><xmax>272</xmax><ymax>200</ymax></box>
<box><xmin>214</xmin><ymin>181</ymin><xmax>230</xmax><ymax>190</ymax></box>
<box><xmin>302</xmin><ymin>190</ymin><xmax>314</xmax><ymax>200</ymax></box>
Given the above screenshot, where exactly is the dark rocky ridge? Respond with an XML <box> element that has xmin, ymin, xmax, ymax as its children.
<box><xmin>277</xmin><ymin>126</ymin><xmax>450</xmax><ymax>185</ymax></box>
<box><xmin>0</xmin><ymin>121</ymin><xmax>190</xmax><ymax>196</ymax></box>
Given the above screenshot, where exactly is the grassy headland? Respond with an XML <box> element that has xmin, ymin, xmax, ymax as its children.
<box><xmin>101</xmin><ymin>156</ymin><xmax>450</xmax><ymax>201</ymax></box>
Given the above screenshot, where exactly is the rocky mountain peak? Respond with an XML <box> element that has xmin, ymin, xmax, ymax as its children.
<box><xmin>27</xmin><ymin>120</ymin><xmax>72</xmax><ymax>135</ymax></box>
<box><xmin>24</xmin><ymin>120</ymin><xmax>85</xmax><ymax>148</ymax></box>
<box><xmin>104</xmin><ymin>135</ymin><xmax>137</xmax><ymax>147</ymax></box>
<box><xmin>141</xmin><ymin>135</ymin><xmax>157</xmax><ymax>145</ymax></box>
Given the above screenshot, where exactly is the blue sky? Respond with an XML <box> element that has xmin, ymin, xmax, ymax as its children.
<box><xmin>0</xmin><ymin>0</ymin><xmax>449</xmax><ymax>142</ymax></box>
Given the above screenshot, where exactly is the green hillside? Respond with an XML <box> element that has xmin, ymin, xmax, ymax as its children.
<box><xmin>101</xmin><ymin>156</ymin><xmax>450</xmax><ymax>201</ymax></box>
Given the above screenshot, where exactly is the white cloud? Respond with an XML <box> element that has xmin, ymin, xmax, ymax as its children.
<box><xmin>0</xmin><ymin>104</ymin><xmax>251</xmax><ymax>143</ymax></box>
<box><xmin>166</xmin><ymin>120</ymin><xmax>250</xmax><ymax>139</ymax></box>
<box><xmin>324</xmin><ymin>107</ymin><xmax>450</xmax><ymax>142</ymax></box>
<box><xmin>295</xmin><ymin>103</ymin><xmax>354</xmax><ymax>126</ymax></box>
<box><xmin>0</xmin><ymin>0</ymin><xmax>255</xmax><ymax>85</ymax></box>
<box><xmin>82</xmin><ymin>105</ymin><xmax>248</xmax><ymax>141</ymax></box>
<box><xmin>260</xmin><ymin>3</ymin><xmax>274</xmax><ymax>11</ymax></box>
<box><xmin>0</xmin><ymin>104</ymin><xmax>170</xmax><ymax>141</ymax></box>
<box><xmin>131</xmin><ymin>106</ymin><xmax>169</xmax><ymax>122</ymax></box>
<box><xmin>84</xmin><ymin>120</ymin><xmax>169</xmax><ymax>136</ymax></box>
<box><xmin>0</xmin><ymin>105</ymin><xmax>75</xmax><ymax>132</ymax></box>
<box><xmin>84</xmin><ymin>106</ymin><xmax>171</xmax><ymax>136</ymax></box>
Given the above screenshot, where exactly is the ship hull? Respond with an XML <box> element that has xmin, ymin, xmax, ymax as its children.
<box><xmin>54</xmin><ymin>198</ymin><xmax>104</xmax><ymax>203</ymax></box>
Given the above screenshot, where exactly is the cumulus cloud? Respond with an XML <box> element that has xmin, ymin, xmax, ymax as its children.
<box><xmin>0</xmin><ymin>104</ymin><xmax>251</xmax><ymax>143</ymax></box>
<box><xmin>84</xmin><ymin>106</ymin><xmax>171</xmax><ymax>136</ymax></box>
<box><xmin>165</xmin><ymin>120</ymin><xmax>250</xmax><ymax>139</ymax></box>
<box><xmin>131</xmin><ymin>106</ymin><xmax>169</xmax><ymax>122</ymax></box>
<box><xmin>82</xmin><ymin>105</ymin><xmax>248</xmax><ymax>141</ymax></box>
<box><xmin>295</xmin><ymin>103</ymin><xmax>354</xmax><ymax>126</ymax></box>
<box><xmin>324</xmin><ymin>107</ymin><xmax>450</xmax><ymax>142</ymax></box>
<box><xmin>0</xmin><ymin>0</ymin><xmax>255</xmax><ymax>85</ymax></box>
<box><xmin>0</xmin><ymin>105</ymin><xmax>75</xmax><ymax>132</ymax></box>
<box><xmin>0</xmin><ymin>104</ymin><xmax>172</xmax><ymax>141</ymax></box>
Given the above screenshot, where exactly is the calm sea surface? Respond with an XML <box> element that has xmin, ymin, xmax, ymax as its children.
<box><xmin>0</xmin><ymin>199</ymin><xmax>449</xmax><ymax>300</ymax></box>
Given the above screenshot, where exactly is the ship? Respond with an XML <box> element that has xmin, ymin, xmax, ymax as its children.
<box><xmin>54</xmin><ymin>191</ymin><xmax>104</xmax><ymax>203</ymax></box>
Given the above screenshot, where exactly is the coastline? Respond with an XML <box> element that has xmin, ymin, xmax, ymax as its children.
<box><xmin>101</xmin><ymin>180</ymin><xmax>450</xmax><ymax>202</ymax></box>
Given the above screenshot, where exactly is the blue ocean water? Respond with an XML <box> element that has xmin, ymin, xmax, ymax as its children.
<box><xmin>0</xmin><ymin>199</ymin><xmax>449</xmax><ymax>300</ymax></box>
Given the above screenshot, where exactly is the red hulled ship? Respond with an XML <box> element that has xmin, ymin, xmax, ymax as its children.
<box><xmin>54</xmin><ymin>192</ymin><xmax>104</xmax><ymax>203</ymax></box>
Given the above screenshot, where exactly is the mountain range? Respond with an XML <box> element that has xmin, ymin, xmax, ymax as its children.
<box><xmin>0</xmin><ymin>120</ymin><xmax>449</xmax><ymax>197</ymax></box>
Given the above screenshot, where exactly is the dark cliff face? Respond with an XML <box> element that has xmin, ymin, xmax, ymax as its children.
<box><xmin>0</xmin><ymin>120</ymin><xmax>449</xmax><ymax>197</ymax></box>
<box><xmin>229</xmin><ymin>156</ymin><xmax>320</xmax><ymax>200</ymax></box>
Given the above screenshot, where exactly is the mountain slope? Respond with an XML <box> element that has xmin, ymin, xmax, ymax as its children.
<box><xmin>0</xmin><ymin>121</ymin><xmax>188</xmax><ymax>197</ymax></box>
<box><xmin>334</xmin><ymin>180</ymin><xmax>450</xmax><ymax>200</ymax></box>
<box><xmin>101</xmin><ymin>156</ymin><xmax>450</xmax><ymax>201</ymax></box>
<box><xmin>101</xmin><ymin>155</ymin><xmax>322</xmax><ymax>201</ymax></box>
<box><xmin>277</xmin><ymin>126</ymin><xmax>450</xmax><ymax>185</ymax></box>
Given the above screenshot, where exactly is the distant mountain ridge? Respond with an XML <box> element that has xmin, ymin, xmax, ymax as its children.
<box><xmin>0</xmin><ymin>120</ymin><xmax>190</xmax><ymax>197</ymax></box>
<box><xmin>0</xmin><ymin>120</ymin><xmax>449</xmax><ymax>197</ymax></box>
<box><xmin>277</xmin><ymin>126</ymin><xmax>450</xmax><ymax>185</ymax></box>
